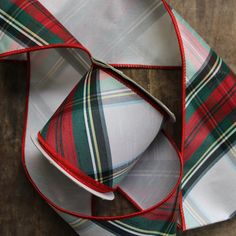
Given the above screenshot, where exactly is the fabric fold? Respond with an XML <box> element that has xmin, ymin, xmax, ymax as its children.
<box><xmin>0</xmin><ymin>0</ymin><xmax>235</xmax><ymax>235</ymax></box>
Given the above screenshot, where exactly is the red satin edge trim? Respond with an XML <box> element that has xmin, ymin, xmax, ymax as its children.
<box><xmin>0</xmin><ymin>44</ymin><xmax>92</xmax><ymax>60</ymax></box>
<box><xmin>162</xmin><ymin>0</ymin><xmax>187</xmax><ymax>230</ymax></box>
<box><xmin>17</xmin><ymin>0</ymin><xmax>186</xmax><ymax>222</ymax></box>
<box><xmin>179</xmin><ymin>191</ymin><xmax>187</xmax><ymax>230</ymax></box>
<box><xmin>118</xmin><ymin>130</ymin><xmax>184</xmax><ymax>214</ymax></box>
<box><xmin>117</xmin><ymin>187</ymin><xmax>144</xmax><ymax>212</ymax></box>
<box><xmin>22</xmin><ymin>125</ymin><xmax>182</xmax><ymax>220</ymax></box>
<box><xmin>21</xmin><ymin>57</ymin><xmax>183</xmax><ymax>219</ymax></box>
<box><xmin>37</xmin><ymin>132</ymin><xmax>114</xmax><ymax>193</ymax></box>
<box><xmin>110</xmin><ymin>63</ymin><xmax>182</xmax><ymax>70</ymax></box>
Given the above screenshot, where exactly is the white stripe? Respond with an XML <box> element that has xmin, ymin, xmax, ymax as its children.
<box><xmin>43</xmin><ymin>57</ymin><xmax>65</xmax><ymax>81</ymax></box>
<box><xmin>0</xmin><ymin>9</ymin><xmax>48</xmax><ymax>46</ymax></box>
<box><xmin>108</xmin><ymin>221</ymin><xmax>175</xmax><ymax>236</ymax></box>
<box><xmin>181</xmin><ymin>32</ymin><xmax>209</xmax><ymax>68</ymax></box>
<box><xmin>69</xmin><ymin>218</ymin><xmax>87</xmax><ymax>226</ymax></box>
<box><xmin>183</xmin><ymin>199</ymin><xmax>208</xmax><ymax>225</ymax></box>
<box><xmin>98</xmin><ymin>1</ymin><xmax>163</xmax><ymax>58</ymax></box>
<box><xmin>101</xmin><ymin>88</ymin><xmax>131</xmax><ymax>96</ymax></box>
<box><xmin>83</xmin><ymin>70</ymin><xmax>98</xmax><ymax>179</ymax></box>
<box><xmin>87</xmin><ymin>69</ymin><xmax>103</xmax><ymax>181</ymax></box>
<box><xmin>60</xmin><ymin>0</ymin><xmax>87</xmax><ymax>24</ymax></box>
<box><xmin>182</xmin><ymin>37</ymin><xmax>209</xmax><ymax>86</ymax></box>
<box><xmin>70</xmin><ymin>48</ymin><xmax>91</xmax><ymax>69</ymax></box>
<box><xmin>186</xmin><ymin>57</ymin><xmax>222</xmax><ymax>107</ymax></box>
<box><xmin>63</xmin><ymin>90</ymin><xmax>136</xmax><ymax>110</ymax></box>
<box><xmin>186</xmin><ymin>55</ymin><xmax>221</xmax><ymax>103</ymax></box>
<box><xmin>182</xmin><ymin>124</ymin><xmax>236</xmax><ymax>186</ymax></box>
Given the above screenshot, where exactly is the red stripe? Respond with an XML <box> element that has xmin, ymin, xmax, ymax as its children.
<box><xmin>186</xmin><ymin>73</ymin><xmax>235</xmax><ymax>136</ymax></box>
<box><xmin>144</xmin><ymin>193</ymin><xmax>179</xmax><ymax>220</ymax></box>
<box><xmin>56</xmin><ymin>111</ymin><xmax>62</xmax><ymax>154</ymax></box>
<box><xmin>12</xmin><ymin>0</ymin><xmax>78</xmax><ymax>44</ymax></box>
<box><xmin>144</xmin><ymin>211</ymin><xmax>175</xmax><ymax>221</ymax></box>
<box><xmin>19</xmin><ymin>0</ymin><xmax>184</xmax><ymax>221</ymax></box>
<box><xmin>177</xmin><ymin>20</ymin><xmax>209</xmax><ymax>58</ymax></box>
<box><xmin>45</xmin><ymin>116</ymin><xmax>57</xmax><ymax>152</ymax></box>
<box><xmin>144</xmin><ymin>209</ymin><xmax>176</xmax><ymax>221</ymax></box>
<box><xmin>61</xmin><ymin>88</ymin><xmax>79</xmax><ymax>167</ymax></box>
<box><xmin>185</xmin><ymin>73</ymin><xmax>236</xmax><ymax>160</ymax></box>
<box><xmin>179</xmin><ymin>191</ymin><xmax>186</xmax><ymax>230</ymax></box>
<box><xmin>38</xmin><ymin>132</ymin><xmax>114</xmax><ymax>193</ymax></box>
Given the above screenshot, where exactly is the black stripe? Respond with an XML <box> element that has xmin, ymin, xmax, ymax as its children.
<box><xmin>72</xmin><ymin>73</ymin><xmax>96</xmax><ymax>179</ymax></box>
<box><xmin>101</xmin><ymin>93</ymin><xmax>141</xmax><ymax>106</ymax></box>
<box><xmin>57</xmin><ymin>48</ymin><xmax>89</xmax><ymax>76</ymax></box>
<box><xmin>230</xmin><ymin>211</ymin><xmax>236</xmax><ymax>218</ymax></box>
<box><xmin>186</xmin><ymin>50</ymin><xmax>218</xmax><ymax>94</ymax></box>
<box><xmin>60</xmin><ymin>90</ymin><xmax>140</xmax><ymax>110</ymax></box>
<box><xmin>54</xmin><ymin>97</ymin><xmax>66</xmax><ymax>156</ymax></box>
<box><xmin>90</xmin><ymin>68</ymin><xmax>113</xmax><ymax>187</ymax></box>
<box><xmin>185</xmin><ymin>84</ymin><xmax>236</xmax><ymax>148</ymax></box>
<box><xmin>93</xmin><ymin>220</ymin><xmax>136</xmax><ymax>236</ymax></box>
<box><xmin>0</xmin><ymin>17</ymin><xmax>36</xmax><ymax>47</ymax></box>
<box><xmin>183</xmin><ymin>124</ymin><xmax>236</xmax><ymax>196</ymax></box>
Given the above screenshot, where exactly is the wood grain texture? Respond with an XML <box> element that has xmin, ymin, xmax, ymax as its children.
<box><xmin>0</xmin><ymin>0</ymin><xmax>235</xmax><ymax>235</ymax></box>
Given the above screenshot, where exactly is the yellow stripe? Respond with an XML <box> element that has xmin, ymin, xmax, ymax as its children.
<box><xmin>87</xmin><ymin>69</ymin><xmax>103</xmax><ymax>181</ymax></box>
<box><xmin>97</xmin><ymin>160</ymin><xmax>137</xmax><ymax>183</ymax></box>
<box><xmin>186</xmin><ymin>56</ymin><xmax>221</xmax><ymax>106</ymax></box>
<box><xmin>64</xmin><ymin>90</ymin><xmax>135</xmax><ymax>110</ymax></box>
<box><xmin>111</xmin><ymin>220</ymin><xmax>176</xmax><ymax>236</ymax></box>
<box><xmin>83</xmin><ymin>70</ymin><xmax>98</xmax><ymax>180</ymax></box>
<box><xmin>182</xmin><ymin>123</ymin><xmax>236</xmax><ymax>185</ymax></box>
<box><xmin>0</xmin><ymin>9</ymin><xmax>48</xmax><ymax>45</ymax></box>
<box><xmin>70</xmin><ymin>218</ymin><xmax>87</xmax><ymax>227</ymax></box>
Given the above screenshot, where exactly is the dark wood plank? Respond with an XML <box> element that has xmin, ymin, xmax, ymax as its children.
<box><xmin>0</xmin><ymin>62</ymin><xmax>77</xmax><ymax>236</ymax></box>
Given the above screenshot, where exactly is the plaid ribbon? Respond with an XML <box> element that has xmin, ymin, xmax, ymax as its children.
<box><xmin>38</xmin><ymin>66</ymin><xmax>165</xmax><ymax>189</ymax></box>
<box><xmin>0</xmin><ymin>0</ymin><xmax>235</xmax><ymax>235</ymax></box>
<box><xmin>173</xmin><ymin>10</ymin><xmax>236</xmax><ymax>228</ymax></box>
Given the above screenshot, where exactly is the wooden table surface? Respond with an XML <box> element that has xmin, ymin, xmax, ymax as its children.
<box><xmin>0</xmin><ymin>0</ymin><xmax>235</xmax><ymax>235</ymax></box>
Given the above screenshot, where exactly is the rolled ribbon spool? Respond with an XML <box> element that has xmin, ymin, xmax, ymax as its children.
<box><xmin>32</xmin><ymin>63</ymin><xmax>179</xmax><ymax>201</ymax></box>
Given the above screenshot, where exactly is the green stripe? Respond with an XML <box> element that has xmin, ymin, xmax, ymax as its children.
<box><xmin>182</xmin><ymin>133</ymin><xmax>236</xmax><ymax>195</ymax></box>
<box><xmin>184</xmin><ymin>111</ymin><xmax>235</xmax><ymax>176</ymax></box>
<box><xmin>186</xmin><ymin>50</ymin><xmax>217</xmax><ymax>95</ymax></box>
<box><xmin>41</xmin><ymin>121</ymin><xmax>50</xmax><ymax>139</ymax></box>
<box><xmin>90</xmin><ymin>69</ymin><xmax>113</xmax><ymax>186</ymax></box>
<box><xmin>0</xmin><ymin>0</ymin><xmax>65</xmax><ymax>44</ymax></box>
<box><xmin>186</xmin><ymin>60</ymin><xmax>230</xmax><ymax>121</ymax></box>
<box><xmin>72</xmin><ymin>77</ymin><xmax>94</xmax><ymax>177</ymax></box>
<box><xmin>185</xmin><ymin>84</ymin><xmax>235</xmax><ymax>147</ymax></box>
<box><xmin>116</xmin><ymin>216</ymin><xmax>177</xmax><ymax>235</ymax></box>
<box><xmin>85</xmin><ymin>70</ymin><xmax>101</xmax><ymax>180</ymax></box>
